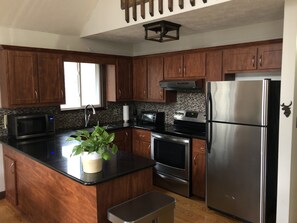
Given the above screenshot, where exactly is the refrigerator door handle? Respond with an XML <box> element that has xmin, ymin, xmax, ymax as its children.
<box><xmin>207</xmin><ymin>92</ymin><xmax>213</xmax><ymax>153</ymax></box>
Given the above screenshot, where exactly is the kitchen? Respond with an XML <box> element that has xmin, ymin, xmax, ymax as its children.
<box><xmin>0</xmin><ymin>0</ymin><xmax>296</xmax><ymax>223</ymax></box>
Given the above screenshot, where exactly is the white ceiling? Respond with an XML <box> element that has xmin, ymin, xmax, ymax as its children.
<box><xmin>0</xmin><ymin>0</ymin><xmax>284</xmax><ymax>44</ymax></box>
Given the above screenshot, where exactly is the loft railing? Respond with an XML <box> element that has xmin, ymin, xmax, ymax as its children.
<box><xmin>121</xmin><ymin>0</ymin><xmax>207</xmax><ymax>23</ymax></box>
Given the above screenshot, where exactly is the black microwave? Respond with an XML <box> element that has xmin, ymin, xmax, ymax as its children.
<box><xmin>8</xmin><ymin>114</ymin><xmax>55</xmax><ymax>140</ymax></box>
<box><xmin>140</xmin><ymin>111</ymin><xmax>165</xmax><ymax>126</ymax></box>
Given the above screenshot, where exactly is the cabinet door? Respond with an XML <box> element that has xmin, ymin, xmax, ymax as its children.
<box><xmin>183</xmin><ymin>52</ymin><xmax>206</xmax><ymax>78</ymax></box>
<box><xmin>37</xmin><ymin>53</ymin><xmax>65</xmax><ymax>104</ymax></box>
<box><xmin>8</xmin><ymin>50</ymin><xmax>38</xmax><ymax>105</ymax></box>
<box><xmin>4</xmin><ymin>155</ymin><xmax>18</xmax><ymax>205</ymax></box>
<box><xmin>164</xmin><ymin>54</ymin><xmax>183</xmax><ymax>79</ymax></box>
<box><xmin>117</xmin><ymin>57</ymin><xmax>133</xmax><ymax>100</ymax></box>
<box><xmin>147</xmin><ymin>56</ymin><xmax>164</xmax><ymax>102</ymax></box>
<box><xmin>206</xmin><ymin>50</ymin><xmax>223</xmax><ymax>81</ymax></box>
<box><xmin>223</xmin><ymin>46</ymin><xmax>257</xmax><ymax>72</ymax></box>
<box><xmin>132</xmin><ymin>129</ymin><xmax>151</xmax><ymax>159</ymax></box>
<box><xmin>257</xmin><ymin>43</ymin><xmax>282</xmax><ymax>70</ymax></box>
<box><xmin>192</xmin><ymin>138</ymin><xmax>206</xmax><ymax>198</ymax></box>
<box><xmin>112</xmin><ymin>128</ymin><xmax>132</xmax><ymax>153</ymax></box>
<box><xmin>133</xmin><ymin>57</ymin><xmax>147</xmax><ymax>100</ymax></box>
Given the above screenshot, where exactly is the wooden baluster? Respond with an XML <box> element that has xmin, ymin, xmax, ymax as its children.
<box><xmin>168</xmin><ymin>0</ymin><xmax>173</xmax><ymax>12</ymax></box>
<box><xmin>141</xmin><ymin>0</ymin><xmax>145</xmax><ymax>19</ymax></box>
<box><xmin>179</xmin><ymin>0</ymin><xmax>184</xmax><ymax>9</ymax></box>
<box><xmin>149</xmin><ymin>0</ymin><xmax>154</xmax><ymax>16</ymax></box>
<box><xmin>159</xmin><ymin>0</ymin><xmax>163</xmax><ymax>14</ymax></box>
<box><xmin>190</xmin><ymin>0</ymin><xmax>195</xmax><ymax>6</ymax></box>
<box><xmin>133</xmin><ymin>0</ymin><xmax>137</xmax><ymax>21</ymax></box>
<box><xmin>125</xmin><ymin>0</ymin><xmax>129</xmax><ymax>23</ymax></box>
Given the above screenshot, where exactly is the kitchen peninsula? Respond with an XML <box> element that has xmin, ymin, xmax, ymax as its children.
<box><xmin>1</xmin><ymin>130</ymin><xmax>155</xmax><ymax>223</ymax></box>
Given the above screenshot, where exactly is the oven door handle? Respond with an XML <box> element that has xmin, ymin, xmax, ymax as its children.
<box><xmin>156</xmin><ymin>172</ymin><xmax>188</xmax><ymax>185</ymax></box>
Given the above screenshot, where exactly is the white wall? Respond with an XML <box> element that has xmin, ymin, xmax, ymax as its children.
<box><xmin>132</xmin><ymin>19</ymin><xmax>283</xmax><ymax>56</ymax></box>
<box><xmin>277</xmin><ymin>0</ymin><xmax>297</xmax><ymax>222</ymax></box>
<box><xmin>0</xmin><ymin>144</ymin><xmax>4</xmax><ymax>193</ymax></box>
<box><xmin>0</xmin><ymin>26</ymin><xmax>133</xmax><ymax>56</ymax></box>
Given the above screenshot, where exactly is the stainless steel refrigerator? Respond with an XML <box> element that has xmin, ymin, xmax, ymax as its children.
<box><xmin>206</xmin><ymin>80</ymin><xmax>280</xmax><ymax>223</ymax></box>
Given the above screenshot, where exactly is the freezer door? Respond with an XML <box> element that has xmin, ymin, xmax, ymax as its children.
<box><xmin>207</xmin><ymin>80</ymin><xmax>269</xmax><ymax>126</ymax></box>
<box><xmin>207</xmin><ymin>122</ymin><xmax>266</xmax><ymax>223</ymax></box>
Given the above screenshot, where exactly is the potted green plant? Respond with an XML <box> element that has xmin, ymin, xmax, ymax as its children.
<box><xmin>67</xmin><ymin>125</ymin><xmax>118</xmax><ymax>173</ymax></box>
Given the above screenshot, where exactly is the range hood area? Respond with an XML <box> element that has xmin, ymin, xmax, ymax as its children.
<box><xmin>159</xmin><ymin>79</ymin><xmax>204</xmax><ymax>90</ymax></box>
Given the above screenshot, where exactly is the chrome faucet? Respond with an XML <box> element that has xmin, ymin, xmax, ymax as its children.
<box><xmin>84</xmin><ymin>104</ymin><xmax>96</xmax><ymax>127</ymax></box>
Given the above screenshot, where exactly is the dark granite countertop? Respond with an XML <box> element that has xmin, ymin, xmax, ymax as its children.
<box><xmin>0</xmin><ymin>129</ymin><xmax>155</xmax><ymax>186</ymax></box>
<box><xmin>95</xmin><ymin>121</ymin><xmax>206</xmax><ymax>140</ymax></box>
<box><xmin>0</xmin><ymin>122</ymin><xmax>205</xmax><ymax>186</ymax></box>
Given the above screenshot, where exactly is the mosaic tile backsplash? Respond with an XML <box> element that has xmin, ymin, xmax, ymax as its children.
<box><xmin>0</xmin><ymin>90</ymin><xmax>205</xmax><ymax>137</ymax></box>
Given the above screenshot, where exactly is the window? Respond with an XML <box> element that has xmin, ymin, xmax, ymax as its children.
<box><xmin>61</xmin><ymin>62</ymin><xmax>104</xmax><ymax>110</ymax></box>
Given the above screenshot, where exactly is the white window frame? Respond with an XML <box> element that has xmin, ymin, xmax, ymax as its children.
<box><xmin>60</xmin><ymin>62</ymin><xmax>105</xmax><ymax>111</ymax></box>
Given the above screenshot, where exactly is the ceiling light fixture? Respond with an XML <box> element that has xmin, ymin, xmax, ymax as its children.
<box><xmin>143</xmin><ymin>20</ymin><xmax>181</xmax><ymax>42</ymax></box>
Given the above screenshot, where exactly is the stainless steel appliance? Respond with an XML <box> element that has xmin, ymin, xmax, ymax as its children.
<box><xmin>151</xmin><ymin>110</ymin><xmax>206</xmax><ymax>197</ymax></box>
<box><xmin>151</xmin><ymin>132</ymin><xmax>191</xmax><ymax>197</ymax></box>
<box><xmin>8</xmin><ymin>114</ymin><xmax>55</xmax><ymax>139</ymax></box>
<box><xmin>206</xmin><ymin>80</ymin><xmax>280</xmax><ymax>223</ymax></box>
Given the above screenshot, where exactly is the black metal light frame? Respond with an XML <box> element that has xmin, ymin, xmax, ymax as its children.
<box><xmin>143</xmin><ymin>20</ymin><xmax>181</xmax><ymax>42</ymax></box>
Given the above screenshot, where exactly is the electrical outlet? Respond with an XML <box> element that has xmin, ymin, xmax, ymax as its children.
<box><xmin>3</xmin><ymin>114</ymin><xmax>7</xmax><ymax>129</ymax></box>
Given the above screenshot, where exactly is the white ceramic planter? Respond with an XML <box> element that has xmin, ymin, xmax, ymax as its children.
<box><xmin>81</xmin><ymin>152</ymin><xmax>103</xmax><ymax>173</ymax></box>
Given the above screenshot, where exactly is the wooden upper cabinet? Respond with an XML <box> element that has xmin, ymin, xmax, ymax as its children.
<box><xmin>132</xmin><ymin>55</ymin><xmax>176</xmax><ymax>103</ymax></box>
<box><xmin>164</xmin><ymin>51</ymin><xmax>206</xmax><ymax>80</ymax></box>
<box><xmin>106</xmin><ymin>57</ymin><xmax>133</xmax><ymax>102</ymax></box>
<box><xmin>164</xmin><ymin>54</ymin><xmax>183</xmax><ymax>79</ymax></box>
<box><xmin>257</xmin><ymin>43</ymin><xmax>282</xmax><ymax>70</ymax></box>
<box><xmin>223</xmin><ymin>42</ymin><xmax>282</xmax><ymax>73</ymax></box>
<box><xmin>0</xmin><ymin>49</ymin><xmax>65</xmax><ymax>108</ymax></box>
<box><xmin>206</xmin><ymin>50</ymin><xmax>223</xmax><ymax>81</ymax></box>
<box><xmin>147</xmin><ymin>56</ymin><xmax>165</xmax><ymax>102</ymax></box>
<box><xmin>133</xmin><ymin>57</ymin><xmax>147</xmax><ymax>101</ymax></box>
<box><xmin>223</xmin><ymin>46</ymin><xmax>258</xmax><ymax>72</ymax></box>
<box><xmin>183</xmin><ymin>52</ymin><xmax>206</xmax><ymax>78</ymax></box>
<box><xmin>192</xmin><ymin>138</ymin><xmax>206</xmax><ymax>198</ymax></box>
<box><xmin>7</xmin><ymin>50</ymin><xmax>38</xmax><ymax>106</ymax></box>
<box><xmin>37</xmin><ymin>53</ymin><xmax>65</xmax><ymax>104</ymax></box>
<box><xmin>117</xmin><ymin>57</ymin><xmax>133</xmax><ymax>100</ymax></box>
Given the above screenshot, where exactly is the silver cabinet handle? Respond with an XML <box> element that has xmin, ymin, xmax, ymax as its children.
<box><xmin>252</xmin><ymin>56</ymin><xmax>256</xmax><ymax>67</ymax></box>
<box><xmin>193</xmin><ymin>154</ymin><xmax>198</xmax><ymax>165</ymax></box>
<box><xmin>118</xmin><ymin>89</ymin><xmax>122</xmax><ymax>97</ymax></box>
<box><xmin>10</xmin><ymin>162</ymin><xmax>15</xmax><ymax>174</ymax></box>
<box><xmin>34</xmin><ymin>90</ymin><xmax>38</xmax><ymax>100</ymax></box>
<box><xmin>259</xmin><ymin>55</ymin><xmax>263</xmax><ymax>67</ymax></box>
<box><xmin>61</xmin><ymin>89</ymin><xmax>64</xmax><ymax>98</ymax></box>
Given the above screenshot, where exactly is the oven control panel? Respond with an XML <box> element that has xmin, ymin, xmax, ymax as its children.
<box><xmin>174</xmin><ymin>110</ymin><xmax>206</xmax><ymax>123</ymax></box>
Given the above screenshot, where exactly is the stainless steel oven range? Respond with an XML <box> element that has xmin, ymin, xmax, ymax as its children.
<box><xmin>151</xmin><ymin>132</ymin><xmax>191</xmax><ymax>197</ymax></box>
<box><xmin>151</xmin><ymin>110</ymin><xmax>206</xmax><ymax>197</ymax></box>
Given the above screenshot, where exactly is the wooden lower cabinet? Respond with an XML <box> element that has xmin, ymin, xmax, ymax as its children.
<box><xmin>112</xmin><ymin>128</ymin><xmax>132</xmax><ymax>153</ymax></box>
<box><xmin>192</xmin><ymin>138</ymin><xmax>206</xmax><ymax>198</ymax></box>
<box><xmin>4</xmin><ymin>155</ymin><xmax>17</xmax><ymax>205</ymax></box>
<box><xmin>132</xmin><ymin>129</ymin><xmax>151</xmax><ymax>159</ymax></box>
